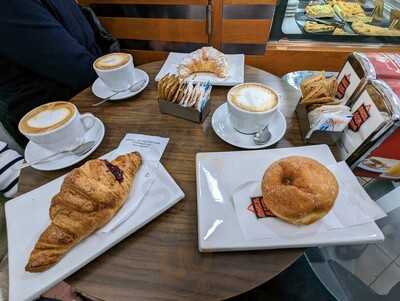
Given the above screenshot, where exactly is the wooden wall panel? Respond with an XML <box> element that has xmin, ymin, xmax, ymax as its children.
<box><xmin>82</xmin><ymin>0</ymin><xmax>275</xmax><ymax>4</ymax></box>
<box><xmin>129</xmin><ymin>48</ymin><xmax>350</xmax><ymax>74</ymax></box>
<box><xmin>126</xmin><ymin>49</ymin><xmax>168</xmax><ymax>65</ymax></box>
<box><xmin>128</xmin><ymin>42</ymin><xmax>399</xmax><ymax>77</ymax></box>
<box><xmin>245</xmin><ymin>42</ymin><xmax>400</xmax><ymax>77</ymax></box>
<box><xmin>224</xmin><ymin>0</ymin><xmax>277</xmax><ymax>4</ymax></box>
<box><xmin>222</xmin><ymin>19</ymin><xmax>271</xmax><ymax>43</ymax></box>
<box><xmin>210</xmin><ymin>0</ymin><xmax>224</xmax><ymax>49</ymax></box>
<box><xmin>99</xmin><ymin>17</ymin><xmax>208</xmax><ymax>43</ymax></box>
<box><xmin>80</xmin><ymin>0</ymin><xmax>208</xmax><ymax>5</ymax></box>
<box><xmin>245</xmin><ymin>51</ymin><xmax>350</xmax><ymax>77</ymax></box>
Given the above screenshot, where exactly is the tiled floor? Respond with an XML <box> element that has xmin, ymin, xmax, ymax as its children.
<box><xmin>367</xmin><ymin>209</ymin><xmax>400</xmax><ymax>295</ymax></box>
<box><xmin>375</xmin><ymin>202</ymin><xmax>400</xmax><ymax>260</ymax></box>
<box><xmin>370</xmin><ymin>261</ymin><xmax>400</xmax><ymax>295</ymax></box>
<box><xmin>230</xmin><ymin>255</ymin><xmax>336</xmax><ymax>301</ymax></box>
<box><xmin>307</xmin><ymin>185</ymin><xmax>400</xmax><ymax>299</ymax></box>
<box><xmin>370</xmin><ymin>187</ymin><xmax>400</xmax><ymax>295</ymax></box>
<box><xmin>324</xmin><ymin>244</ymin><xmax>393</xmax><ymax>286</ymax></box>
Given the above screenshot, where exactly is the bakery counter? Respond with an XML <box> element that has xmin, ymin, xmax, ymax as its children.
<box><xmin>271</xmin><ymin>0</ymin><xmax>400</xmax><ymax>42</ymax></box>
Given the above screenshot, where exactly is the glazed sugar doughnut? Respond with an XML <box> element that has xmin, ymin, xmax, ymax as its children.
<box><xmin>261</xmin><ymin>156</ymin><xmax>338</xmax><ymax>225</ymax></box>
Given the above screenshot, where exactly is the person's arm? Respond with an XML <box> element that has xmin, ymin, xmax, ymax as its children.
<box><xmin>0</xmin><ymin>0</ymin><xmax>98</xmax><ymax>90</ymax></box>
<box><xmin>0</xmin><ymin>142</ymin><xmax>23</xmax><ymax>198</ymax></box>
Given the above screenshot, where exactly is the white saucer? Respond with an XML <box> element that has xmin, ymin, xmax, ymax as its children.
<box><xmin>211</xmin><ymin>103</ymin><xmax>287</xmax><ymax>149</ymax></box>
<box><xmin>25</xmin><ymin>117</ymin><xmax>105</xmax><ymax>171</ymax></box>
<box><xmin>92</xmin><ymin>68</ymin><xmax>149</xmax><ymax>100</ymax></box>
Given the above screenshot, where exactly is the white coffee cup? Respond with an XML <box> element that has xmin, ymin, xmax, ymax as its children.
<box><xmin>18</xmin><ymin>101</ymin><xmax>96</xmax><ymax>152</ymax></box>
<box><xmin>227</xmin><ymin>83</ymin><xmax>279</xmax><ymax>134</ymax></box>
<box><xmin>93</xmin><ymin>52</ymin><xmax>135</xmax><ymax>91</ymax></box>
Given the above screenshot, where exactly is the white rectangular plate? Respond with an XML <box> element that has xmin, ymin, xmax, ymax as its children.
<box><xmin>6</xmin><ymin>158</ymin><xmax>184</xmax><ymax>301</ymax></box>
<box><xmin>155</xmin><ymin>52</ymin><xmax>245</xmax><ymax>86</ymax></box>
<box><xmin>196</xmin><ymin>145</ymin><xmax>384</xmax><ymax>252</ymax></box>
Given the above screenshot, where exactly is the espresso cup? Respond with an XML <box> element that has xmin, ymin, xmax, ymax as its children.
<box><xmin>93</xmin><ymin>52</ymin><xmax>135</xmax><ymax>91</ymax></box>
<box><xmin>227</xmin><ymin>83</ymin><xmax>279</xmax><ymax>134</ymax></box>
<box><xmin>18</xmin><ymin>101</ymin><xmax>96</xmax><ymax>152</ymax></box>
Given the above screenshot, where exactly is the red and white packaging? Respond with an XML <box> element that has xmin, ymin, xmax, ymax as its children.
<box><xmin>336</xmin><ymin>52</ymin><xmax>400</xmax><ymax>104</ymax></box>
<box><xmin>338</xmin><ymin>79</ymin><xmax>400</xmax><ymax>179</ymax></box>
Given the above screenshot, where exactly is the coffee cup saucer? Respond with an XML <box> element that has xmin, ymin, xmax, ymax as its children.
<box><xmin>24</xmin><ymin>116</ymin><xmax>105</xmax><ymax>171</ymax></box>
<box><xmin>211</xmin><ymin>103</ymin><xmax>287</xmax><ymax>149</ymax></box>
<box><xmin>92</xmin><ymin>68</ymin><xmax>149</xmax><ymax>100</ymax></box>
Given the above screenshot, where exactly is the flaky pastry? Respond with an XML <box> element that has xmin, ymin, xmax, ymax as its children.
<box><xmin>177</xmin><ymin>47</ymin><xmax>229</xmax><ymax>78</ymax></box>
<box><xmin>25</xmin><ymin>152</ymin><xmax>142</xmax><ymax>272</ymax></box>
<box><xmin>305</xmin><ymin>4</ymin><xmax>335</xmax><ymax>18</ymax></box>
<box><xmin>304</xmin><ymin>21</ymin><xmax>336</xmax><ymax>33</ymax></box>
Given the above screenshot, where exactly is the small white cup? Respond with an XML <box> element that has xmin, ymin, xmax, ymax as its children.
<box><xmin>93</xmin><ymin>53</ymin><xmax>135</xmax><ymax>91</ymax></box>
<box><xmin>19</xmin><ymin>104</ymin><xmax>96</xmax><ymax>152</ymax></box>
<box><xmin>227</xmin><ymin>83</ymin><xmax>279</xmax><ymax>134</ymax></box>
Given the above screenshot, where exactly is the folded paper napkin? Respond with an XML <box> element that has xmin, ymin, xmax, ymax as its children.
<box><xmin>100</xmin><ymin>134</ymin><xmax>169</xmax><ymax>233</ymax></box>
<box><xmin>232</xmin><ymin>162</ymin><xmax>386</xmax><ymax>241</ymax></box>
<box><xmin>116</xmin><ymin>133</ymin><xmax>169</xmax><ymax>161</ymax></box>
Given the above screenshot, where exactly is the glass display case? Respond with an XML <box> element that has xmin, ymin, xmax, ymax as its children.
<box><xmin>270</xmin><ymin>0</ymin><xmax>400</xmax><ymax>43</ymax></box>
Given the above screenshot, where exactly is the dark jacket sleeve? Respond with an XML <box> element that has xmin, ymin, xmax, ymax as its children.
<box><xmin>0</xmin><ymin>0</ymin><xmax>98</xmax><ymax>90</ymax></box>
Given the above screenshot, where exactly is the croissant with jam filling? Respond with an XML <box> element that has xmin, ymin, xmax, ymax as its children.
<box><xmin>25</xmin><ymin>152</ymin><xmax>142</xmax><ymax>272</ymax></box>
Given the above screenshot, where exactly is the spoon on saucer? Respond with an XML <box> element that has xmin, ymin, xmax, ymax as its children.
<box><xmin>253</xmin><ymin>125</ymin><xmax>271</xmax><ymax>145</ymax></box>
<box><xmin>92</xmin><ymin>79</ymin><xmax>146</xmax><ymax>107</ymax></box>
<box><xmin>19</xmin><ymin>140</ymin><xmax>96</xmax><ymax>169</ymax></box>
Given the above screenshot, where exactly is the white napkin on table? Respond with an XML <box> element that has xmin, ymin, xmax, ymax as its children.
<box><xmin>116</xmin><ymin>133</ymin><xmax>169</xmax><ymax>161</ymax></box>
<box><xmin>100</xmin><ymin>134</ymin><xmax>169</xmax><ymax>233</ymax></box>
<box><xmin>232</xmin><ymin>162</ymin><xmax>386</xmax><ymax>241</ymax></box>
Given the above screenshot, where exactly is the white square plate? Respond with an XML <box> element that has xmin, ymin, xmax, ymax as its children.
<box><xmin>6</xmin><ymin>155</ymin><xmax>184</xmax><ymax>301</ymax></box>
<box><xmin>155</xmin><ymin>52</ymin><xmax>245</xmax><ymax>86</ymax></box>
<box><xmin>196</xmin><ymin>145</ymin><xmax>384</xmax><ymax>252</ymax></box>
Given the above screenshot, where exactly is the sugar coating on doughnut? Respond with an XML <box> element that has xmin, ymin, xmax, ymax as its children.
<box><xmin>261</xmin><ymin>156</ymin><xmax>338</xmax><ymax>225</ymax></box>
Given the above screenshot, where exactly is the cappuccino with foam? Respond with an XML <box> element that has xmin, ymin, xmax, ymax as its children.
<box><xmin>19</xmin><ymin>102</ymin><xmax>76</xmax><ymax>134</ymax></box>
<box><xmin>227</xmin><ymin>83</ymin><xmax>279</xmax><ymax>134</ymax></box>
<box><xmin>229</xmin><ymin>83</ymin><xmax>278</xmax><ymax>112</ymax></box>
<box><xmin>19</xmin><ymin>101</ymin><xmax>96</xmax><ymax>152</ymax></box>
<box><xmin>93</xmin><ymin>53</ymin><xmax>135</xmax><ymax>91</ymax></box>
<box><xmin>94</xmin><ymin>53</ymin><xmax>131</xmax><ymax>70</ymax></box>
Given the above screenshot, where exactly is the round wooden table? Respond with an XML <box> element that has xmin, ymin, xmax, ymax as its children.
<box><xmin>19</xmin><ymin>61</ymin><xmax>304</xmax><ymax>301</ymax></box>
